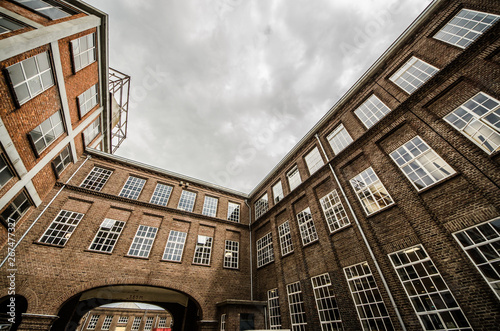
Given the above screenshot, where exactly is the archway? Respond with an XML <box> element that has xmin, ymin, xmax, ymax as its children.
<box><xmin>0</xmin><ymin>295</ymin><xmax>28</xmax><ymax>331</ymax></box>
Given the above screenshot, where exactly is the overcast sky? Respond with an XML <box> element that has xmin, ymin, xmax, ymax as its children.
<box><xmin>85</xmin><ymin>0</ymin><xmax>432</xmax><ymax>193</ymax></box>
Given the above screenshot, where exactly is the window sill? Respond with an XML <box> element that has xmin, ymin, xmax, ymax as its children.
<box><xmin>416</xmin><ymin>172</ymin><xmax>460</xmax><ymax>194</ymax></box>
<box><xmin>33</xmin><ymin>241</ymin><xmax>65</xmax><ymax>248</ymax></box>
<box><xmin>302</xmin><ymin>239</ymin><xmax>319</xmax><ymax>248</ymax></box>
<box><xmin>191</xmin><ymin>263</ymin><xmax>211</xmax><ymax>267</ymax></box>
<box><xmin>160</xmin><ymin>259</ymin><xmax>182</xmax><ymax>264</ymax></box>
<box><xmin>223</xmin><ymin>267</ymin><xmax>240</xmax><ymax>271</ymax></box>
<box><xmin>329</xmin><ymin>223</ymin><xmax>353</xmax><ymax>236</ymax></box>
<box><xmin>257</xmin><ymin>261</ymin><xmax>274</xmax><ymax>270</ymax></box>
<box><xmin>84</xmin><ymin>249</ymin><xmax>112</xmax><ymax>255</ymax></box>
<box><xmin>281</xmin><ymin>251</ymin><xmax>294</xmax><ymax>258</ymax></box>
<box><xmin>124</xmin><ymin>255</ymin><xmax>149</xmax><ymax>260</ymax></box>
<box><xmin>365</xmin><ymin>203</ymin><xmax>397</xmax><ymax>218</ymax></box>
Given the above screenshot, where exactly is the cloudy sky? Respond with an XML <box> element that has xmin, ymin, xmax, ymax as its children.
<box><xmin>85</xmin><ymin>0</ymin><xmax>432</xmax><ymax>193</ymax></box>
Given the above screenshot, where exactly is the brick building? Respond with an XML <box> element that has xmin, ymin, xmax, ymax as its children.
<box><xmin>0</xmin><ymin>0</ymin><xmax>500</xmax><ymax>330</ymax></box>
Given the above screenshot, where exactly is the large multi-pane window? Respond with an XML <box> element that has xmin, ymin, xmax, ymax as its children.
<box><xmin>278</xmin><ymin>221</ymin><xmax>294</xmax><ymax>256</ymax></box>
<box><xmin>327</xmin><ymin>124</ymin><xmax>353</xmax><ymax>154</ymax></box>
<box><xmin>296</xmin><ymin>207</ymin><xmax>318</xmax><ymax>246</ymax></box>
<box><xmin>268</xmin><ymin>288</ymin><xmax>282</xmax><ymax>330</ymax></box>
<box><xmin>118</xmin><ymin>316</ymin><xmax>128</xmax><ymax>324</ymax></box>
<box><xmin>344</xmin><ymin>262</ymin><xmax>394</xmax><ymax>331</ymax></box>
<box><xmin>80</xmin><ymin>167</ymin><xmax>112</xmax><ymax>191</ymax></box>
<box><xmin>389</xmin><ymin>245</ymin><xmax>472</xmax><ymax>330</ymax></box>
<box><xmin>119</xmin><ymin>176</ymin><xmax>146</xmax><ymax>200</ymax></box>
<box><xmin>227</xmin><ymin>202</ymin><xmax>240</xmax><ymax>222</ymax></box>
<box><xmin>101</xmin><ymin>316</ymin><xmax>113</xmax><ymax>330</ymax></box>
<box><xmin>0</xmin><ymin>191</ymin><xmax>32</xmax><ymax>226</ymax></box>
<box><xmin>163</xmin><ymin>230</ymin><xmax>187</xmax><ymax>262</ymax></box>
<box><xmin>453</xmin><ymin>218</ymin><xmax>500</xmax><ymax>300</ymax></box>
<box><xmin>354</xmin><ymin>95</ymin><xmax>392</xmax><ymax>129</ymax></box>
<box><xmin>389</xmin><ymin>56</ymin><xmax>439</xmax><ymax>94</ymax></box>
<box><xmin>88</xmin><ymin>219</ymin><xmax>125</xmax><ymax>253</ymax></box>
<box><xmin>311</xmin><ymin>273</ymin><xmax>343</xmax><ymax>331</ymax></box>
<box><xmin>193</xmin><ymin>235</ymin><xmax>213</xmax><ymax>265</ymax></box>
<box><xmin>287</xmin><ymin>281</ymin><xmax>307</xmax><ymax>331</ymax></box>
<box><xmin>87</xmin><ymin>315</ymin><xmax>100</xmax><ymax>329</ymax></box>
<box><xmin>78</xmin><ymin>84</ymin><xmax>98</xmax><ymax>117</ymax></box>
<box><xmin>220</xmin><ymin>314</ymin><xmax>226</xmax><ymax>331</ymax></box>
<box><xmin>127</xmin><ymin>225</ymin><xmax>158</xmax><ymax>258</ymax></box>
<box><xmin>131</xmin><ymin>317</ymin><xmax>142</xmax><ymax>331</ymax></box>
<box><xmin>304</xmin><ymin>147</ymin><xmax>324</xmax><ymax>175</ymax></box>
<box><xmin>256</xmin><ymin>232</ymin><xmax>274</xmax><ymax>268</ymax></box>
<box><xmin>319</xmin><ymin>190</ymin><xmax>350</xmax><ymax>233</ymax></box>
<box><xmin>223</xmin><ymin>240</ymin><xmax>239</xmax><ymax>269</ymax></box>
<box><xmin>11</xmin><ymin>0</ymin><xmax>75</xmax><ymax>20</ymax></box>
<box><xmin>390</xmin><ymin>136</ymin><xmax>455</xmax><ymax>190</ymax></box>
<box><xmin>434</xmin><ymin>9</ymin><xmax>500</xmax><ymax>49</ymax></box>
<box><xmin>178</xmin><ymin>190</ymin><xmax>196</xmax><ymax>212</ymax></box>
<box><xmin>158</xmin><ymin>317</ymin><xmax>167</xmax><ymax>327</ymax></box>
<box><xmin>144</xmin><ymin>316</ymin><xmax>154</xmax><ymax>331</ymax></box>
<box><xmin>0</xmin><ymin>15</ymin><xmax>25</xmax><ymax>34</ymax></box>
<box><xmin>287</xmin><ymin>166</ymin><xmax>301</xmax><ymax>191</ymax></box>
<box><xmin>255</xmin><ymin>193</ymin><xmax>269</xmax><ymax>219</ymax></box>
<box><xmin>0</xmin><ymin>153</ymin><xmax>14</xmax><ymax>189</ymax></box>
<box><xmin>202</xmin><ymin>196</ymin><xmax>218</xmax><ymax>217</ymax></box>
<box><xmin>350</xmin><ymin>167</ymin><xmax>394</xmax><ymax>215</ymax></box>
<box><xmin>272</xmin><ymin>181</ymin><xmax>284</xmax><ymax>203</ymax></box>
<box><xmin>72</xmin><ymin>33</ymin><xmax>96</xmax><ymax>72</ymax></box>
<box><xmin>444</xmin><ymin>92</ymin><xmax>500</xmax><ymax>154</ymax></box>
<box><xmin>83</xmin><ymin>117</ymin><xmax>100</xmax><ymax>146</ymax></box>
<box><xmin>6</xmin><ymin>51</ymin><xmax>54</xmax><ymax>105</ymax></box>
<box><xmin>29</xmin><ymin>111</ymin><xmax>65</xmax><ymax>154</ymax></box>
<box><xmin>150</xmin><ymin>183</ymin><xmax>173</xmax><ymax>206</ymax></box>
<box><xmin>39</xmin><ymin>210</ymin><xmax>84</xmax><ymax>246</ymax></box>
<box><xmin>52</xmin><ymin>145</ymin><xmax>72</xmax><ymax>176</ymax></box>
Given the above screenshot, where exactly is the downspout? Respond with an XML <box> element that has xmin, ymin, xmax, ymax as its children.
<box><xmin>245</xmin><ymin>199</ymin><xmax>253</xmax><ymax>301</ymax></box>
<box><xmin>314</xmin><ymin>134</ymin><xmax>407</xmax><ymax>331</ymax></box>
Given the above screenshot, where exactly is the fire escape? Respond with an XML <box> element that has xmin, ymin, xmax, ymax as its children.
<box><xmin>108</xmin><ymin>68</ymin><xmax>130</xmax><ymax>154</ymax></box>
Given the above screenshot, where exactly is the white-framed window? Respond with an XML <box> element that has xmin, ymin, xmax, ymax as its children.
<box><xmin>52</xmin><ymin>145</ymin><xmax>72</xmax><ymax>176</ymax></box>
<box><xmin>11</xmin><ymin>0</ymin><xmax>74</xmax><ymax>20</ymax></box>
<box><xmin>287</xmin><ymin>166</ymin><xmax>302</xmax><ymax>191</ymax></box>
<box><xmin>389</xmin><ymin>245</ymin><xmax>472</xmax><ymax>330</ymax></box>
<box><xmin>311</xmin><ymin>273</ymin><xmax>343</xmax><ymax>331</ymax></box>
<box><xmin>389</xmin><ymin>56</ymin><xmax>439</xmax><ymax>94</ymax></box>
<box><xmin>255</xmin><ymin>193</ymin><xmax>269</xmax><ymax>219</ymax></box>
<box><xmin>88</xmin><ymin>218</ymin><xmax>125</xmax><ymax>253</ymax></box>
<box><xmin>193</xmin><ymin>235</ymin><xmax>213</xmax><ymax>265</ymax></box>
<box><xmin>131</xmin><ymin>317</ymin><xmax>142</xmax><ymax>331</ymax></box>
<box><xmin>87</xmin><ymin>314</ymin><xmax>100</xmax><ymax>329</ymax></box>
<box><xmin>354</xmin><ymin>95</ymin><xmax>392</xmax><ymax>129</ymax></box>
<box><xmin>6</xmin><ymin>51</ymin><xmax>54</xmax><ymax>105</ymax></box>
<box><xmin>127</xmin><ymin>225</ymin><xmax>158</xmax><ymax>258</ymax></box>
<box><xmin>178</xmin><ymin>190</ymin><xmax>196</xmax><ymax>212</ymax></box>
<box><xmin>29</xmin><ymin>110</ymin><xmax>65</xmax><ymax>154</ymax></box>
<box><xmin>72</xmin><ymin>33</ymin><xmax>96</xmax><ymax>72</ymax></box>
<box><xmin>163</xmin><ymin>230</ymin><xmax>187</xmax><ymax>262</ymax></box>
<box><xmin>224</xmin><ymin>240</ymin><xmax>239</xmax><ymax>269</ymax></box>
<box><xmin>0</xmin><ymin>153</ymin><xmax>14</xmax><ymax>189</ymax></box>
<box><xmin>296</xmin><ymin>207</ymin><xmax>318</xmax><ymax>246</ymax></box>
<box><xmin>272</xmin><ymin>181</ymin><xmax>284</xmax><ymax>204</ymax></box>
<box><xmin>256</xmin><ymin>232</ymin><xmax>274</xmax><ymax>268</ymax></box>
<box><xmin>80</xmin><ymin>166</ymin><xmax>112</xmax><ymax>191</ymax></box>
<box><xmin>202</xmin><ymin>196</ymin><xmax>218</xmax><ymax>217</ymax></box>
<box><xmin>350</xmin><ymin>167</ymin><xmax>394</xmax><ymax>215</ymax></box>
<box><xmin>227</xmin><ymin>202</ymin><xmax>240</xmax><ymax>222</ymax></box>
<box><xmin>287</xmin><ymin>281</ymin><xmax>307</xmax><ymax>331</ymax></box>
<box><xmin>158</xmin><ymin>317</ymin><xmax>167</xmax><ymax>327</ymax></box>
<box><xmin>0</xmin><ymin>191</ymin><xmax>32</xmax><ymax>226</ymax></box>
<box><xmin>344</xmin><ymin>262</ymin><xmax>393</xmax><ymax>331</ymax></box>
<box><xmin>118</xmin><ymin>316</ymin><xmax>128</xmax><ymax>324</ymax></box>
<box><xmin>278</xmin><ymin>221</ymin><xmax>294</xmax><ymax>256</ymax></box>
<box><xmin>0</xmin><ymin>15</ymin><xmax>25</xmax><ymax>34</ymax></box>
<box><xmin>453</xmin><ymin>217</ymin><xmax>500</xmax><ymax>300</ymax></box>
<box><xmin>319</xmin><ymin>189</ymin><xmax>350</xmax><ymax>233</ymax></box>
<box><xmin>119</xmin><ymin>176</ymin><xmax>146</xmax><ymax>200</ymax></box>
<box><xmin>220</xmin><ymin>314</ymin><xmax>226</xmax><ymax>331</ymax></box>
<box><xmin>268</xmin><ymin>288</ymin><xmax>282</xmax><ymax>330</ymax></box>
<box><xmin>78</xmin><ymin>84</ymin><xmax>98</xmax><ymax>117</ymax></box>
<box><xmin>304</xmin><ymin>147</ymin><xmax>324</xmax><ymax>175</ymax></box>
<box><xmin>101</xmin><ymin>315</ymin><xmax>113</xmax><ymax>330</ymax></box>
<box><xmin>39</xmin><ymin>210</ymin><xmax>84</xmax><ymax>246</ymax></box>
<box><xmin>434</xmin><ymin>9</ymin><xmax>500</xmax><ymax>49</ymax></box>
<box><xmin>390</xmin><ymin>136</ymin><xmax>455</xmax><ymax>190</ymax></box>
<box><xmin>444</xmin><ymin>92</ymin><xmax>500</xmax><ymax>154</ymax></box>
<box><xmin>327</xmin><ymin>124</ymin><xmax>353</xmax><ymax>154</ymax></box>
<box><xmin>144</xmin><ymin>316</ymin><xmax>154</xmax><ymax>331</ymax></box>
<box><xmin>150</xmin><ymin>183</ymin><xmax>173</xmax><ymax>206</ymax></box>
<box><xmin>83</xmin><ymin>117</ymin><xmax>100</xmax><ymax>146</ymax></box>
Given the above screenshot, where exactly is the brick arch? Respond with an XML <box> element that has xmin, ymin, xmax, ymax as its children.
<box><xmin>0</xmin><ymin>286</ymin><xmax>38</xmax><ymax>313</ymax></box>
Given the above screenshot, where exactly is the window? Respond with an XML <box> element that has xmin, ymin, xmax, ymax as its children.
<box><xmin>444</xmin><ymin>92</ymin><xmax>500</xmax><ymax>154</ymax></box>
<box><xmin>389</xmin><ymin>56</ymin><xmax>439</xmax><ymax>94</ymax></box>
<box><xmin>0</xmin><ymin>153</ymin><xmax>14</xmax><ymax>189</ymax></box>
<box><xmin>350</xmin><ymin>167</ymin><xmax>394</xmax><ymax>215</ymax></box>
<box><xmin>150</xmin><ymin>183</ymin><xmax>173</xmax><ymax>206</ymax></box>
<box><xmin>127</xmin><ymin>225</ymin><xmax>158</xmax><ymax>258</ymax></box>
<box><xmin>87</xmin><ymin>314</ymin><xmax>100</xmax><ymax>329</ymax></box>
<box><xmin>144</xmin><ymin>316</ymin><xmax>154</xmax><ymax>331</ymax></box>
<box><xmin>256</xmin><ymin>232</ymin><xmax>274</xmax><ymax>268</ymax></box>
<box><xmin>39</xmin><ymin>210</ymin><xmax>84</xmax><ymax>246</ymax></box>
<box><xmin>6</xmin><ymin>51</ymin><xmax>54</xmax><ymax>105</ymax></box>
<box><xmin>89</xmin><ymin>218</ymin><xmax>125</xmax><ymax>253</ymax></box>
<box><xmin>78</xmin><ymin>84</ymin><xmax>98</xmax><ymax>117</ymax></box>
<box><xmin>227</xmin><ymin>202</ymin><xmax>240</xmax><ymax>222</ymax></box>
<box><xmin>389</xmin><ymin>245</ymin><xmax>472</xmax><ymax>330</ymax></box>
<box><xmin>0</xmin><ymin>15</ymin><xmax>25</xmax><ymax>34</ymax></box>
<box><xmin>119</xmin><ymin>176</ymin><xmax>146</xmax><ymax>200</ymax></box>
<box><xmin>131</xmin><ymin>317</ymin><xmax>142</xmax><ymax>331</ymax></box>
<box><xmin>80</xmin><ymin>167</ymin><xmax>112</xmax><ymax>191</ymax></box>
<box><xmin>158</xmin><ymin>317</ymin><xmax>167</xmax><ymax>327</ymax></box>
<box><xmin>11</xmin><ymin>0</ymin><xmax>75</xmax><ymax>19</ymax></box>
<box><xmin>287</xmin><ymin>281</ymin><xmax>307</xmax><ymax>331</ymax></box>
<box><xmin>52</xmin><ymin>145</ymin><xmax>72</xmax><ymax>176</ymax></box>
<box><xmin>193</xmin><ymin>235</ymin><xmax>213</xmax><ymax>265</ymax></box>
<box><xmin>390</xmin><ymin>136</ymin><xmax>455</xmax><ymax>190</ymax></box>
<box><xmin>268</xmin><ymin>288</ymin><xmax>282</xmax><ymax>329</ymax></box>
<box><xmin>118</xmin><ymin>316</ymin><xmax>128</xmax><ymax>324</ymax></box>
<box><xmin>311</xmin><ymin>273</ymin><xmax>343</xmax><ymax>331</ymax></box>
<box><xmin>327</xmin><ymin>124</ymin><xmax>353</xmax><ymax>154</ymax></box>
<box><xmin>178</xmin><ymin>190</ymin><xmax>196</xmax><ymax>212</ymax></box>
<box><xmin>29</xmin><ymin>111</ymin><xmax>65</xmax><ymax>154</ymax></box>
<box><xmin>0</xmin><ymin>191</ymin><xmax>32</xmax><ymax>227</ymax></box>
<box><xmin>223</xmin><ymin>240</ymin><xmax>239</xmax><ymax>269</ymax></box>
<box><xmin>72</xmin><ymin>33</ymin><xmax>96</xmax><ymax>72</ymax></box>
<box><xmin>101</xmin><ymin>316</ymin><xmax>113</xmax><ymax>330</ymax></box>
<box><xmin>354</xmin><ymin>95</ymin><xmax>392</xmax><ymax>129</ymax></box>
<box><xmin>83</xmin><ymin>117</ymin><xmax>100</xmax><ymax>146</ymax></box>
<box><xmin>453</xmin><ymin>218</ymin><xmax>500</xmax><ymax>300</ymax></box>
<box><xmin>319</xmin><ymin>190</ymin><xmax>350</xmax><ymax>233</ymax></box>
<box><xmin>434</xmin><ymin>9</ymin><xmax>500</xmax><ymax>49</ymax></box>
<box><xmin>163</xmin><ymin>230</ymin><xmax>187</xmax><ymax>262</ymax></box>
<box><xmin>296</xmin><ymin>207</ymin><xmax>318</xmax><ymax>246</ymax></box>
<box><xmin>202</xmin><ymin>196</ymin><xmax>218</xmax><ymax>217</ymax></box>
<box><xmin>278</xmin><ymin>221</ymin><xmax>294</xmax><ymax>256</ymax></box>
<box><xmin>287</xmin><ymin>166</ymin><xmax>301</xmax><ymax>191</ymax></box>
<box><xmin>255</xmin><ymin>193</ymin><xmax>268</xmax><ymax>219</ymax></box>
<box><xmin>272</xmin><ymin>181</ymin><xmax>284</xmax><ymax>203</ymax></box>
<box><xmin>304</xmin><ymin>147</ymin><xmax>324</xmax><ymax>175</ymax></box>
<box><xmin>344</xmin><ymin>262</ymin><xmax>393</xmax><ymax>331</ymax></box>
<box><xmin>220</xmin><ymin>314</ymin><xmax>226</xmax><ymax>331</ymax></box>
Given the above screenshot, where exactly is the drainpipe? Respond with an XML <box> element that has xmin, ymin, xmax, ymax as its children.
<box><xmin>244</xmin><ymin>199</ymin><xmax>253</xmax><ymax>301</ymax></box>
<box><xmin>314</xmin><ymin>134</ymin><xmax>407</xmax><ymax>331</ymax></box>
